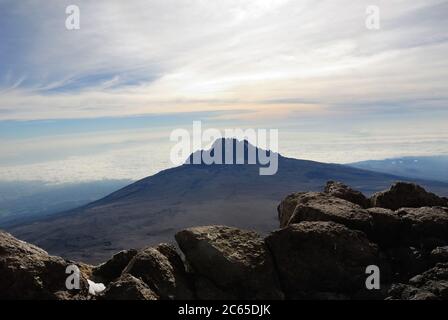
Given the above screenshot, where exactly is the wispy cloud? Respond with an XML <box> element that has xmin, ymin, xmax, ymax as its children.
<box><xmin>0</xmin><ymin>0</ymin><xmax>447</xmax><ymax>121</ymax></box>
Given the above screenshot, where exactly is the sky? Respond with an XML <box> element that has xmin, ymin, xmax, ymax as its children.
<box><xmin>0</xmin><ymin>0</ymin><xmax>447</xmax><ymax>183</ymax></box>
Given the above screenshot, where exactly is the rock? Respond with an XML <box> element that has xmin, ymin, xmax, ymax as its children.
<box><xmin>92</xmin><ymin>249</ymin><xmax>138</xmax><ymax>283</ymax></box>
<box><xmin>175</xmin><ymin>226</ymin><xmax>283</xmax><ymax>300</ymax></box>
<box><xmin>386</xmin><ymin>247</ymin><xmax>430</xmax><ymax>281</ymax></box>
<box><xmin>277</xmin><ymin>192</ymin><xmax>307</xmax><ymax>228</ymax></box>
<box><xmin>324</xmin><ymin>181</ymin><xmax>369</xmax><ymax>208</ymax></box>
<box><xmin>396</xmin><ymin>207</ymin><xmax>448</xmax><ymax>248</ymax></box>
<box><xmin>285</xmin><ymin>192</ymin><xmax>373</xmax><ymax>234</ymax></box>
<box><xmin>370</xmin><ymin>182</ymin><xmax>448</xmax><ymax>210</ymax></box>
<box><xmin>367</xmin><ymin>208</ymin><xmax>403</xmax><ymax>246</ymax></box>
<box><xmin>431</xmin><ymin>247</ymin><xmax>448</xmax><ymax>264</ymax></box>
<box><xmin>193</xmin><ymin>276</ymin><xmax>235</xmax><ymax>300</ymax></box>
<box><xmin>387</xmin><ymin>263</ymin><xmax>448</xmax><ymax>300</ymax></box>
<box><xmin>122</xmin><ymin>245</ymin><xmax>193</xmax><ymax>300</ymax></box>
<box><xmin>265</xmin><ymin>221</ymin><xmax>388</xmax><ymax>297</ymax></box>
<box><xmin>99</xmin><ymin>274</ymin><xmax>158</xmax><ymax>300</ymax></box>
<box><xmin>0</xmin><ymin>230</ymin><xmax>89</xmax><ymax>300</ymax></box>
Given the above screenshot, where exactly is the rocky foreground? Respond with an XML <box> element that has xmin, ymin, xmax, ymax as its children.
<box><xmin>1</xmin><ymin>181</ymin><xmax>448</xmax><ymax>300</ymax></box>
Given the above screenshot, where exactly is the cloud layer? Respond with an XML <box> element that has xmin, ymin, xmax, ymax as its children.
<box><xmin>0</xmin><ymin>0</ymin><xmax>447</xmax><ymax>120</ymax></box>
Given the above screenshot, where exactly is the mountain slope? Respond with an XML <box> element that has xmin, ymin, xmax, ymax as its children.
<box><xmin>8</xmin><ymin>140</ymin><xmax>448</xmax><ymax>263</ymax></box>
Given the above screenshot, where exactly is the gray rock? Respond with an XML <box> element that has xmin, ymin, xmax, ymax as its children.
<box><xmin>0</xmin><ymin>230</ymin><xmax>89</xmax><ymax>300</ymax></box>
<box><xmin>286</xmin><ymin>192</ymin><xmax>373</xmax><ymax>234</ymax></box>
<box><xmin>367</xmin><ymin>208</ymin><xmax>403</xmax><ymax>246</ymax></box>
<box><xmin>92</xmin><ymin>249</ymin><xmax>138</xmax><ymax>283</ymax></box>
<box><xmin>99</xmin><ymin>274</ymin><xmax>159</xmax><ymax>300</ymax></box>
<box><xmin>370</xmin><ymin>182</ymin><xmax>448</xmax><ymax>210</ymax></box>
<box><xmin>123</xmin><ymin>245</ymin><xmax>193</xmax><ymax>300</ymax></box>
<box><xmin>396</xmin><ymin>207</ymin><xmax>448</xmax><ymax>248</ymax></box>
<box><xmin>324</xmin><ymin>181</ymin><xmax>369</xmax><ymax>208</ymax></box>
<box><xmin>265</xmin><ymin>221</ymin><xmax>388</xmax><ymax>297</ymax></box>
<box><xmin>175</xmin><ymin>226</ymin><xmax>283</xmax><ymax>300</ymax></box>
<box><xmin>387</xmin><ymin>263</ymin><xmax>448</xmax><ymax>300</ymax></box>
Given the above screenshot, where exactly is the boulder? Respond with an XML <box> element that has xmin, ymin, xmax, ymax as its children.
<box><xmin>396</xmin><ymin>207</ymin><xmax>448</xmax><ymax>248</ymax></box>
<box><xmin>175</xmin><ymin>226</ymin><xmax>283</xmax><ymax>300</ymax></box>
<box><xmin>123</xmin><ymin>244</ymin><xmax>193</xmax><ymax>300</ymax></box>
<box><xmin>324</xmin><ymin>181</ymin><xmax>369</xmax><ymax>208</ymax></box>
<box><xmin>366</xmin><ymin>208</ymin><xmax>403</xmax><ymax>246</ymax></box>
<box><xmin>92</xmin><ymin>249</ymin><xmax>138</xmax><ymax>283</ymax></box>
<box><xmin>370</xmin><ymin>182</ymin><xmax>447</xmax><ymax>210</ymax></box>
<box><xmin>265</xmin><ymin>221</ymin><xmax>388</xmax><ymax>297</ymax></box>
<box><xmin>277</xmin><ymin>192</ymin><xmax>307</xmax><ymax>228</ymax></box>
<box><xmin>285</xmin><ymin>192</ymin><xmax>373</xmax><ymax>234</ymax></box>
<box><xmin>99</xmin><ymin>274</ymin><xmax>159</xmax><ymax>300</ymax></box>
<box><xmin>0</xmin><ymin>230</ymin><xmax>89</xmax><ymax>300</ymax></box>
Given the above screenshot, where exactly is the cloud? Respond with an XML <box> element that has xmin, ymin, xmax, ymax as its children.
<box><xmin>0</xmin><ymin>0</ymin><xmax>446</xmax><ymax>121</ymax></box>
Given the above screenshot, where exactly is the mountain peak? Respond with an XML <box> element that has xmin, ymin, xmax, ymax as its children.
<box><xmin>186</xmin><ymin>138</ymin><xmax>278</xmax><ymax>166</ymax></box>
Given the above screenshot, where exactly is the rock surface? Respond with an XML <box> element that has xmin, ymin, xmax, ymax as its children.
<box><xmin>286</xmin><ymin>192</ymin><xmax>373</xmax><ymax>234</ymax></box>
<box><xmin>397</xmin><ymin>206</ymin><xmax>448</xmax><ymax>248</ymax></box>
<box><xmin>92</xmin><ymin>249</ymin><xmax>138</xmax><ymax>284</ymax></box>
<box><xmin>266</xmin><ymin>221</ymin><xmax>387</xmax><ymax>298</ymax></box>
<box><xmin>370</xmin><ymin>182</ymin><xmax>448</xmax><ymax>210</ymax></box>
<box><xmin>324</xmin><ymin>181</ymin><xmax>369</xmax><ymax>208</ymax></box>
<box><xmin>122</xmin><ymin>244</ymin><xmax>193</xmax><ymax>300</ymax></box>
<box><xmin>99</xmin><ymin>274</ymin><xmax>159</xmax><ymax>300</ymax></box>
<box><xmin>0</xmin><ymin>230</ymin><xmax>89</xmax><ymax>299</ymax></box>
<box><xmin>387</xmin><ymin>263</ymin><xmax>448</xmax><ymax>300</ymax></box>
<box><xmin>175</xmin><ymin>226</ymin><xmax>283</xmax><ymax>299</ymax></box>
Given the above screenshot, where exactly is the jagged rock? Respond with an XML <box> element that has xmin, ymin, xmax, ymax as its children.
<box><xmin>277</xmin><ymin>192</ymin><xmax>307</xmax><ymax>228</ymax></box>
<box><xmin>431</xmin><ymin>247</ymin><xmax>448</xmax><ymax>264</ymax></box>
<box><xmin>92</xmin><ymin>249</ymin><xmax>138</xmax><ymax>283</ymax></box>
<box><xmin>370</xmin><ymin>182</ymin><xmax>448</xmax><ymax>210</ymax></box>
<box><xmin>265</xmin><ymin>221</ymin><xmax>388</xmax><ymax>298</ymax></box>
<box><xmin>122</xmin><ymin>244</ymin><xmax>193</xmax><ymax>300</ymax></box>
<box><xmin>396</xmin><ymin>207</ymin><xmax>448</xmax><ymax>248</ymax></box>
<box><xmin>99</xmin><ymin>274</ymin><xmax>159</xmax><ymax>300</ymax></box>
<box><xmin>387</xmin><ymin>263</ymin><xmax>448</xmax><ymax>300</ymax></box>
<box><xmin>324</xmin><ymin>181</ymin><xmax>369</xmax><ymax>208</ymax></box>
<box><xmin>284</xmin><ymin>192</ymin><xmax>373</xmax><ymax>234</ymax></box>
<box><xmin>0</xmin><ymin>231</ymin><xmax>89</xmax><ymax>300</ymax></box>
<box><xmin>175</xmin><ymin>226</ymin><xmax>283</xmax><ymax>300</ymax></box>
<box><xmin>366</xmin><ymin>208</ymin><xmax>403</xmax><ymax>246</ymax></box>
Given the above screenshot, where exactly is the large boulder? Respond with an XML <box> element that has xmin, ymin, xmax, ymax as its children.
<box><xmin>282</xmin><ymin>192</ymin><xmax>373</xmax><ymax>234</ymax></box>
<box><xmin>370</xmin><ymin>182</ymin><xmax>448</xmax><ymax>210</ymax></box>
<box><xmin>0</xmin><ymin>231</ymin><xmax>89</xmax><ymax>299</ymax></box>
<box><xmin>175</xmin><ymin>226</ymin><xmax>283</xmax><ymax>300</ymax></box>
<box><xmin>122</xmin><ymin>244</ymin><xmax>193</xmax><ymax>300</ymax></box>
<box><xmin>99</xmin><ymin>274</ymin><xmax>159</xmax><ymax>300</ymax></box>
<box><xmin>265</xmin><ymin>221</ymin><xmax>388</xmax><ymax>298</ymax></box>
<box><xmin>92</xmin><ymin>249</ymin><xmax>138</xmax><ymax>284</ymax></box>
<box><xmin>396</xmin><ymin>207</ymin><xmax>448</xmax><ymax>248</ymax></box>
<box><xmin>324</xmin><ymin>181</ymin><xmax>369</xmax><ymax>208</ymax></box>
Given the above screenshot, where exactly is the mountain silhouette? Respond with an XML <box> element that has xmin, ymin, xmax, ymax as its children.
<box><xmin>8</xmin><ymin>139</ymin><xmax>448</xmax><ymax>263</ymax></box>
